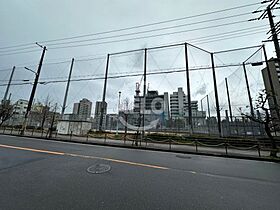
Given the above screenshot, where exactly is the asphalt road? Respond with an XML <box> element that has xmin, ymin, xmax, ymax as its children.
<box><xmin>0</xmin><ymin>134</ymin><xmax>279</xmax><ymax>210</ymax></box>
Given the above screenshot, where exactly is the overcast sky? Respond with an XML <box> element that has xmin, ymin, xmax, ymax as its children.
<box><xmin>0</xmin><ymin>0</ymin><xmax>278</xmax><ymax>116</ymax></box>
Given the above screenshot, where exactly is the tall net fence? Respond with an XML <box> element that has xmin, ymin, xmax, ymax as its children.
<box><xmin>0</xmin><ymin>43</ymin><xmax>272</xmax><ymax>138</ymax></box>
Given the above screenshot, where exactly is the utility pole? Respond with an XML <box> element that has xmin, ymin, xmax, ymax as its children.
<box><xmin>61</xmin><ymin>58</ymin><xmax>75</xmax><ymax>116</ymax></box>
<box><xmin>99</xmin><ymin>54</ymin><xmax>110</xmax><ymax>132</ymax></box>
<box><xmin>267</xmin><ymin>4</ymin><xmax>280</xmax><ymax>60</ymax></box>
<box><xmin>21</xmin><ymin>46</ymin><xmax>47</xmax><ymax>135</ymax></box>
<box><xmin>263</xmin><ymin>45</ymin><xmax>280</xmax><ymax>120</ymax></box>
<box><xmin>210</xmin><ymin>53</ymin><xmax>222</xmax><ymax>137</ymax></box>
<box><xmin>2</xmin><ymin>66</ymin><xmax>15</xmax><ymax>104</ymax></box>
<box><xmin>225</xmin><ymin>78</ymin><xmax>233</xmax><ymax>122</ymax></box>
<box><xmin>242</xmin><ymin>63</ymin><xmax>255</xmax><ymax>117</ymax></box>
<box><xmin>251</xmin><ymin>0</ymin><xmax>280</xmax><ymax>59</ymax></box>
<box><xmin>184</xmin><ymin>43</ymin><xmax>193</xmax><ymax>134</ymax></box>
<box><xmin>142</xmin><ymin>48</ymin><xmax>147</xmax><ymax>141</ymax></box>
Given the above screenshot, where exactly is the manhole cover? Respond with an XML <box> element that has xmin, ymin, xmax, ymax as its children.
<box><xmin>87</xmin><ymin>164</ymin><xmax>111</xmax><ymax>174</ymax></box>
<box><xmin>176</xmin><ymin>155</ymin><xmax>192</xmax><ymax>159</ymax></box>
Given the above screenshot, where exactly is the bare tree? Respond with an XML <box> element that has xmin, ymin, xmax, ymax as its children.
<box><xmin>242</xmin><ymin>90</ymin><xmax>279</xmax><ymax>157</ymax></box>
<box><xmin>0</xmin><ymin>101</ymin><xmax>14</xmax><ymax>126</ymax></box>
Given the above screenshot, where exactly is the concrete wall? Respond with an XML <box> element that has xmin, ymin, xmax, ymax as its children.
<box><xmin>57</xmin><ymin>121</ymin><xmax>91</xmax><ymax>135</ymax></box>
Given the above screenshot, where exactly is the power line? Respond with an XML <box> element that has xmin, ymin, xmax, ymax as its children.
<box><xmin>0</xmin><ymin>49</ymin><xmax>41</xmax><ymax>57</ymax></box>
<box><xmin>0</xmin><ymin>42</ymin><xmax>36</xmax><ymax>50</ymax></box>
<box><xmin>48</xmin><ymin>20</ymin><xmax>254</xmax><ymax>50</ymax></box>
<box><xmin>0</xmin><ymin>2</ymin><xmax>261</xmax><ymax>50</ymax></box>
<box><xmin>189</xmin><ymin>25</ymin><xmax>267</xmax><ymax>41</ymax></box>
<box><xmin>0</xmin><ymin>26</ymin><xmax>267</xmax><ymax>65</ymax></box>
<box><xmin>40</xmin><ymin>2</ymin><xmax>261</xmax><ymax>44</ymax></box>
<box><xmin>0</xmin><ymin>62</ymin><xmax>264</xmax><ymax>86</ymax></box>
<box><xmin>0</xmin><ymin>14</ymin><xmax>257</xmax><ymax>55</ymax></box>
<box><xmin>0</xmin><ymin>19</ymin><xmax>262</xmax><ymax>57</ymax></box>
<box><xmin>0</xmin><ymin>46</ymin><xmax>38</xmax><ymax>54</ymax></box>
<box><xmin>45</xmin><ymin>12</ymin><xmax>252</xmax><ymax>47</ymax></box>
<box><xmin>194</xmin><ymin>30</ymin><xmax>266</xmax><ymax>45</ymax></box>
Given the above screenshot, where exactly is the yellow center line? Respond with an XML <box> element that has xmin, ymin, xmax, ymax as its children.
<box><xmin>0</xmin><ymin>144</ymin><xmax>65</xmax><ymax>155</ymax></box>
<box><xmin>0</xmin><ymin>143</ymin><xmax>169</xmax><ymax>170</ymax></box>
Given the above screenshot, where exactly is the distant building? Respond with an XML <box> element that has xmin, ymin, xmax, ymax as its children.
<box><xmin>133</xmin><ymin>84</ymin><xmax>170</xmax><ymax>123</ymax></box>
<box><xmin>29</xmin><ymin>102</ymin><xmax>51</xmax><ymax>128</ymax></box>
<box><xmin>170</xmin><ymin>87</ymin><xmax>198</xmax><ymax>119</ymax></box>
<box><xmin>170</xmin><ymin>87</ymin><xmax>206</xmax><ymax>126</ymax></box>
<box><xmin>73</xmin><ymin>103</ymin><xmax>79</xmax><ymax>115</ymax></box>
<box><xmin>8</xmin><ymin>99</ymin><xmax>28</xmax><ymax>125</ymax></box>
<box><xmin>106</xmin><ymin>114</ymin><xmax>118</xmax><ymax>131</ymax></box>
<box><xmin>94</xmin><ymin>101</ymin><xmax>107</xmax><ymax>129</ymax></box>
<box><xmin>9</xmin><ymin>99</ymin><xmax>59</xmax><ymax>128</ymax></box>
<box><xmin>78</xmin><ymin>98</ymin><xmax>92</xmax><ymax>119</ymax></box>
<box><xmin>71</xmin><ymin>98</ymin><xmax>92</xmax><ymax>120</ymax></box>
<box><xmin>262</xmin><ymin>58</ymin><xmax>280</xmax><ymax>125</ymax></box>
<box><xmin>13</xmin><ymin>99</ymin><xmax>28</xmax><ymax>116</ymax></box>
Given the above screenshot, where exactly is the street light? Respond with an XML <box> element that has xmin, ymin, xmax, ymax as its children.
<box><xmin>24</xmin><ymin>67</ymin><xmax>37</xmax><ymax>75</ymax></box>
<box><xmin>23</xmin><ymin>67</ymin><xmax>47</xmax><ymax>85</ymax></box>
<box><xmin>20</xmin><ymin>45</ymin><xmax>47</xmax><ymax>135</ymax></box>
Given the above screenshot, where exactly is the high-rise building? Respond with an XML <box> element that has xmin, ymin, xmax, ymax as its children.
<box><xmin>262</xmin><ymin>58</ymin><xmax>280</xmax><ymax>123</ymax></box>
<box><xmin>94</xmin><ymin>101</ymin><xmax>107</xmax><ymax>129</ymax></box>
<box><xmin>72</xmin><ymin>98</ymin><xmax>92</xmax><ymax>120</ymax></box>
<box><xmin>73</xmin><ymin>103</ymin><xmax>79</xmax><ymax>115</ymax></box>
<box><xmin>134</xmin><ymin>89</ymin><xmax>169</xmax><ymax>120</ymax></box>
<box><xmin>170</xmin><ymin>87</ymin><xmax>198</xmax><ymax>119</ymax></box>
<box><xmin>79</xmin><ymin>98</ymin><xmax>92</xmax><ymax>119</ymax></box>
<box><xmin>170</xmin><ymin>87</ymin><xmax>206</xmax><ymax>127</ymax></box>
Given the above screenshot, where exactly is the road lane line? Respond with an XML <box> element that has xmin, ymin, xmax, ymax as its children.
<box><xmin>66</xmin><ymin>153</ymin><xmax>169</xmax><ymax>170</ymax></box>
<box><xmin>0</xmin><ymin>144</ymin><xmax>65</xmax><ymax>155</ymax></box>
<box><xmin>0</xmin><ymin>143</ymin><xmax>168</xmax><ymax>170</ymax></box>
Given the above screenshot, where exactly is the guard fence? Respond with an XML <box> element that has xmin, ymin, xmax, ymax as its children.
<box><xmin>1</xmin><ymin>125</ymin><xmax>279</xmax><ymax>158</ymax></box>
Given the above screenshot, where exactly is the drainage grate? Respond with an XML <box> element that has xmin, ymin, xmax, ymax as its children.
<box><xmin>176</xmin><ymin>155</ymin><xmax>192</xmax><ymax>159</ymax></box>
<box><xmin>87</xmin><ymin>164</ymin><xmax>111</xmax><ymax>174</ymax></box>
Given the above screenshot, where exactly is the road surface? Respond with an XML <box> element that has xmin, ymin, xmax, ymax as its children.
<box><xmin>0</xmin><ymin>134</ymin><xmax>279</xmax><ymax>210</ymax></box>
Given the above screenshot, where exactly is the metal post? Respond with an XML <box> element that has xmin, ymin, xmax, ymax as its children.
<box><xmin>225</xmin><ymin>78</ymin><xmax>233</xmax><ymax>122</ymax></box>
<box><xmin>21</xmin><ymin>46</ymin><xmax>47</xmax><ymax>135</ymax></box>
<box><xmin>3</xmin><ymin>66</ymin><xmax>15</xmax><ymax>103</ymax></box>
<box><xmin>142</xmin><ymin>48</ymin><xmax>147</xmax><ymax>142</ymax></box>
<box><xmin>210</xmin><ymin>53</ymin><xmax>222</xmax><ymax>136</ymax></box>
<box><xmin>206</xmin><ymin>95</ymin><xmax>211</xmax><ymax>119</ymax></box>
<box><xmin>61</xmin><ymin>58</ymin><xmax>75</xmax><ymax>116</ymax></box>
<box><xmin>99</xmin><ymin>54</ymin><xmax>110</xmax><ymax>131</ymax></box>
<box><xmin>225</xmin><ymin>141</ymin><xmax>228</xmax><ymax>155</ymax></box>
<box><xmin>263</xmin><ymin>45</ymin><xmax>280</xmax><ymax>120</ymax></box>
<box><xmin>206</xmin><ymin>94</ymin><xmax>211</xmax><ymax>135</ymax></box>
<box><xmin>185</xmin><ymin>43</ymin><xmax>193</xmax><ymax>134</ymax></box>
<box><xmin>242</xmin><ymin>63</ymin><xmax>254</xmax><ymax>117</ymax></box>
<box><xmin>116</xmin><ymin>91</ymin><xmax>121</xmax><ymax>135</ymax></box>
<box><xmin>49</xmin><ymin>103</ymin><xmax>57</xmax><ymax>139</ymax></box>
